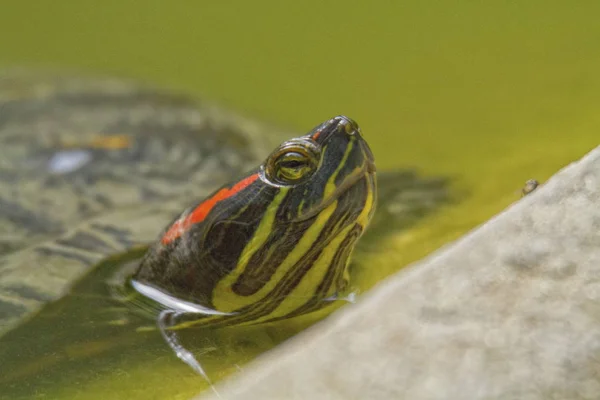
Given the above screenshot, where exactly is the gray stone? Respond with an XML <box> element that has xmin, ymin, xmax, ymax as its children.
<box><xmin>199</xmin><ymin>146</ymin><xmax>600</xmax><ymax>400</ymax></box>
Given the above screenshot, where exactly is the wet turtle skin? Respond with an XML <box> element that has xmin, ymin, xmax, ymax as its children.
<box><xmin>0</xmin><ymin>70</ymin><xmax>279</xmax><ymax>336</ymax></box>
<box><xmin>0</xmin><ymin>70</ymin><xmax>451</xmax><ymax>339</ymax></box>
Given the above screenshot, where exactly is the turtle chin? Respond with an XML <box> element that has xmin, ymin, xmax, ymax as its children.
<box><xmin>364</xmin><ymin>170</ymin><xmax>377</xmax><ymax>220</ymax></box>
<box><xmin>351</xmin><ymin>170</ymin><xmax>377</xmax><ymax>221</ymax></box>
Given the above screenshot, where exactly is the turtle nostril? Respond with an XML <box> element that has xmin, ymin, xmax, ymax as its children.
<box><xmin>334</xmin><ymin>115</ymin><xmax>361</xmax><ymax>136</ymax></box>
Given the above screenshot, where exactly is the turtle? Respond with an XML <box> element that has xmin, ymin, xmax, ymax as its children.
<box><xmin>0</xmin><ymin>70</ymin><xmax>450</xmax><ymax>393</ymax></box>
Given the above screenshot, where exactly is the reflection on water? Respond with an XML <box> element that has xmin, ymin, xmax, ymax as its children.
<box><xmin>0</xmin><ymin>169</ymin><xmax>451</xmax><ymax>400</ymax></box>
<box><xmin>1</xmin><ymin>1</ymin><xmax>598</xmax><ymax>398</ymax></box>
<box><xmin>0</xmin><ymin>249</ymin><xmax>323</xmax><ymax>399</ymax></box>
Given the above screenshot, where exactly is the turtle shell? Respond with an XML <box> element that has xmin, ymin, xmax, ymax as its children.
<box><xmin>0</xmin><ymin>70</ymin><xmax>278</xmax><ymax>336</ymax></box>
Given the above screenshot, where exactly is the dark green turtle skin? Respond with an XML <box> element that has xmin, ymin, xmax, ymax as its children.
<box><xmin>127</xmin><ymin>116</ymin><xmax>377</xmax><ymax>332</ymax></box>
<box><xmin>0</xmin><ymin>70</ymin><xmax>450</xmax><ymax>344</ymax></box>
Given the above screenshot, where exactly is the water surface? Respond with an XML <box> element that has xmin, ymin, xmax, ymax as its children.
<box><xmin>0</xmin><ymin>1</ymin><xmax>599</xmax><ymax>399</ymax></box>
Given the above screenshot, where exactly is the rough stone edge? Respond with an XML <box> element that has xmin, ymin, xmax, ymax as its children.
<box><xmin>198</xmin><ymin>146</ymin><xmax>600</xmax><ymax>400</ymax></box>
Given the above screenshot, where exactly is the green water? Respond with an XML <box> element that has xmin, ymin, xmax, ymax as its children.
<box><xmin>0</xmin><ymin>251</ymin><xmax>333</xmax><ymax>400</ymax></box>
<box><xmin>1</xmin><ymin>1</ymin><xmax>599</xmax><ymax>253</ymax></box>
<box><xmin>1</xmin><ymin>1</ymin><xmax>599</xmax><ymax>399</ymax></box>
<box><xmin>0</xmin><ymin>170</ymin><xmax>449</xmax><ymax>399</ymax></box>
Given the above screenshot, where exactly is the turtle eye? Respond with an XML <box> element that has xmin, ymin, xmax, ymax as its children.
<box><xmin>277</xmin><ymin>152</ymin><xmax>312</xmax><ymax>181</ymax></box>
<box><xmin>265</xmin><ymin>144</ymin><xmax>319</xmax><ymax>185</ymax></box>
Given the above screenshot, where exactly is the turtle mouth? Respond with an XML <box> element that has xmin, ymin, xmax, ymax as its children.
<box><xmin>293</xmin><ymin>165</ymin><xmax>376</xmax><ymax>222</ymax></box>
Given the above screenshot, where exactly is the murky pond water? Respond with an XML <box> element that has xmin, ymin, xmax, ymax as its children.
<box><xmin>1</xmin><ymin>1</ymin><xmax>600</xmax><ymax>399</ymax></box>
<box><xmin>0</xmin><ymin>250</ymin><xmax>326</xmax><ymax>399</ymax></box>
<box><xmin>0</xmin><ymin>166</ymin><xmax>449</xmax><ymax>399</ymax></box>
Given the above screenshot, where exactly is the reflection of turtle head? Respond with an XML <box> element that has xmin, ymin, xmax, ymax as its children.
<box><xmin>133</xmin><ymin>116</ymin><xmax>377</xmax><ymax>324</ymax></box>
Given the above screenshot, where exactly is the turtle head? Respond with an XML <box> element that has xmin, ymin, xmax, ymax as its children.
<box><xmin>261</xmin><ymin>115</ymin><xmax>376</xmax><ymax>223</ymax></box>
<box><xmin>132</xmin><ymin>116</ymin><xmax>376</xmax><ymax>323</ymax></box>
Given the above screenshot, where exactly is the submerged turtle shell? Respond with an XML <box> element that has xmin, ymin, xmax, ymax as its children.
<box><xmin>0</xmin><ymin>70</ymin><xmax>276</xmax><ymax>335</ymax></box>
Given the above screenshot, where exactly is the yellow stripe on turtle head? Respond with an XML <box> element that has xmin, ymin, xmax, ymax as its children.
<box><xmin>211</xmin><ymin>191</ymin><xmax>336</xmax><ymax>313</ymax></box>
<box><xmin>211</xmin><ymin>139</ymin><xmax>376</xmax><ymax>318</ymax></box>
<box><xmin>211</xmin><ymin>188</ymin><xmax>288</xmax><ymax>311</ymax></box>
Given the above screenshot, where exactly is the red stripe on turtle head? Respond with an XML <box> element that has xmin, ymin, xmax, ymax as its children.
<box><xmin>161</xmin><ymin>173</ymin><xmax>260</xmax><ymax>244</ymax></box>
